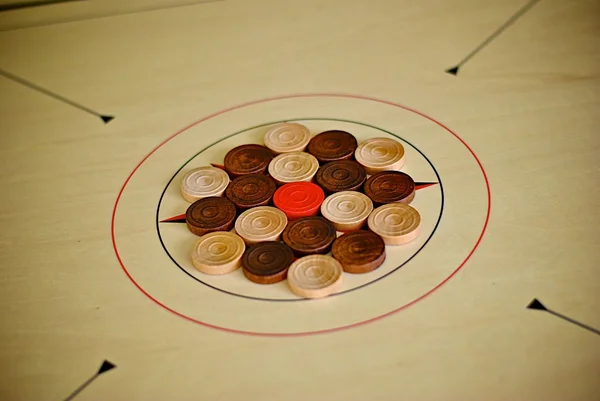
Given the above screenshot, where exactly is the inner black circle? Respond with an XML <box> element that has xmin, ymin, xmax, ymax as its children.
<box><xmin>156</xmin><ymin>118</ymin><xmax>445</xmax><ymax>303</ymax></box>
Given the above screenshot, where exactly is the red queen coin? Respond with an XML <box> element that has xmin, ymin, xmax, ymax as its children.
<box><xmin>273</xmin><ymin>182</ymin><xmax>325</xmax><ymax>221</ymax></box>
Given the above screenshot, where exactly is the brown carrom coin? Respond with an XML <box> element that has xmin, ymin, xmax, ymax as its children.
<box><xmin>307</xmin><ymin>130</ymin><xmax>358</xmax><ymax>164</ymax></box>
<box><xmin>185</xmin><ymin>196</ymin><xmax>237</xmax><ymax>236</ymax></box>
<box><xmin>315</xmin><ymin>160</ymin><xmax>367</xmax><ymax>194</ymax></box>
<box><xmin>364</xmin><ymin>171</ymin><xmax>415</xmax><ymax>206</ymax></box>
<box><xmin>223</xmin><ymin>144</ymin><xmax>274</xmax><ymax>178</ymax></box>
<box><xmin>225</xmin><ymin>174</ymin><xmax>277</xmax><ymax>211</ymax></box>
<box><xmin>241</xmin><ymin>241</ymin><xmax>295</xmax><ymax>284</ymax></box>
<box><xmin>281</xmin><ymin>216</ymin><xmax>337</xmax><ymax>257</ymax></box>
<box><xmin>331</xmin><ymin>230</ymin><xmax>386</xmax><ymax>274</ymax></box>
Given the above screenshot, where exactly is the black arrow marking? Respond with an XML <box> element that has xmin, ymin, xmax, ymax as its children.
<box><xmin>0</xmin><ymin>0</ymin><xmax>85</xmax><ymax>12</ymax></box>
<box><xmin>0</xmin><ymin>68</ymin><xmax>114</xmax><ymax>123</ymax></box>
<box><xmin>445</xmin><ymin>0</ymin><xmax>542</xmax><ymax>75</ymax></box>
<box><xmin>527</xmin><ymin>298</ymin><xmax>600</xmax><ymax>336</ymax></box>
<box><xmin>63</xmin><ymin>359</ymin><xmax>116</xmax><ymax>401</ymax></box>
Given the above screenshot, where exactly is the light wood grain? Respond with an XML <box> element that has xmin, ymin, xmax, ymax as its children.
<box><xmin>0</xmin><ymin>0</ymin><xmax>599</xmax><ymax>400</ymax></box>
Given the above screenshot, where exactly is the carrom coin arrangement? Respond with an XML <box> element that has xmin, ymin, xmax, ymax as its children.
<box><xmin>179</xmin><ymin>123</ymin><xmax>422</xmax><ymax>299</ymax></box>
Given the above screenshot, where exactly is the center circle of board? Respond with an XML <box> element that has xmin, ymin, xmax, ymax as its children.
<box><xmin>152</xmin><ymin>113</ymin><xmax>450</xmax><ymax>312</ymax></box>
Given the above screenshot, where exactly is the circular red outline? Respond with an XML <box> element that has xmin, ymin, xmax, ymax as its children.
<box><xmin>111</xmin><ymin>93</ymin><xmax>491</xmax><ymax>337</ymax></box>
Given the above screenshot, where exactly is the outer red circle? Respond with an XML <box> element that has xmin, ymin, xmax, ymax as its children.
<box><xmin>273</xmin><ymin>182</ymin><xmax>325</xmax><ymax>220</ymax></box>
<box><xmin>111</xmin><ymin>93</ymin><xmax>492</xmax><ymax>337</ymax></box>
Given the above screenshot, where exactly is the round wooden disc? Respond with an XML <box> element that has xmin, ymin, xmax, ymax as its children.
<box><xmin>185</xmin><ymin>196</ymin><xmax>237</xmax><ymax>236</ymax></box>
<box><xmin>315</xmin><ymin>160</ymin><xmax>367</xmax><ymax>194</ymax></box>
<box><xmin>234</xmin><ymin>206</ymin><xmax>288</xmax><ymax>245</ymax></box>
<box><xmin>272</xmin><ymin>182</ymin><xmax>325</xmax><ymax>221</ymax></box>
<box><xmin>331</xmin><ymin>230</ymin><xmax>386</xmax><ymax>273</ymax></box>
<box><xmin>306</xmin><ymin>130</ymin><xmax>358</xmax><ymax>164</ymax></box>
<box><xmin>281</xmin><ymin>216</ymin><xmax>337</xmax><ymax>256</ymax></box>
<box><xmin>191</xmin><ymin>231</ymin><xmax>246</xmax><ymax>275</ymax></box>
<box><xmin>180</xmin><ymin>166</ymin><xmax>230</xmax><ymax>202</ymax></box>
<box><xmin>267</xmin><ymin>151</ymin><xmax>319</xmax><ymax>185</ymax></box>
<box><xmin>263</xmin><ymin>123</ymin><xmax>312</xmax><ymax>154</ymax></box>
<box><xmin>287</xmin><ymin>254</ymin><xmax>343</xmax><ymax>298</ymax></box>
<box><xmin>354</xmin><ymin>137</ymin><xmax>405</xmax><ymax>174</ymax></box>
<box><xmin>225</xmin><ymin>174</ymin><xmax>277</xmax><ymax>210</ymax></box>
<box><xmin>363</xmin><ymin>171</ymin><xmax>415</xmax><ymax>205</ymax></box>
<box><xmin>367</xmin><ymin>203</ymin><xmax>421</xmax><ymax>245</ymax></box>
<box><xmin>241</xmin><ymin>241</ymin><xmax>294</xmax><ymax>284</ymax></box>
<box><xmin>223</xmin><ymin>144</ymin><xmax>274</xmax><ymax>178</ymax></box>
<box><xmin>320</xmin><ymin>191</ymin><xmax>373</xmax><ymax>231</ymax></box>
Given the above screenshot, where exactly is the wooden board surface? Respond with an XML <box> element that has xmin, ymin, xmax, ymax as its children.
<box><xmin>0</xmin><ymin>0</ymin><xmax>599</xmax><ymax>400</ymax></box>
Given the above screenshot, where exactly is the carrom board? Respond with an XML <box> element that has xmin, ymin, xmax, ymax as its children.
<box><xmin>0</xmin><ymin>0</ymin><xmax>599</xmax><ymax>400</ymax></box>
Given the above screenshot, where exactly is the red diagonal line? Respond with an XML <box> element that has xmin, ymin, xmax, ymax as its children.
<box><xmin>210</xmin><ymin>163</ymin><xmax>226</xmax><ymax>171</ymax></box>
<box><xmin>415</xmin><ymin>182</ymin><xmax>438</xmax><ymax>190</ymax></box>
<box><xmin>160</xmin><ymin>213</ymin><xmax>186</xmax><ymax>223</ymax></box>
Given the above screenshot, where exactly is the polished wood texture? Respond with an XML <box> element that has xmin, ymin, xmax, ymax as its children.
<box><xmin>0</xmin><ymin>0</ymin><xmax>599</xmax><ymax>400</ymax></box>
